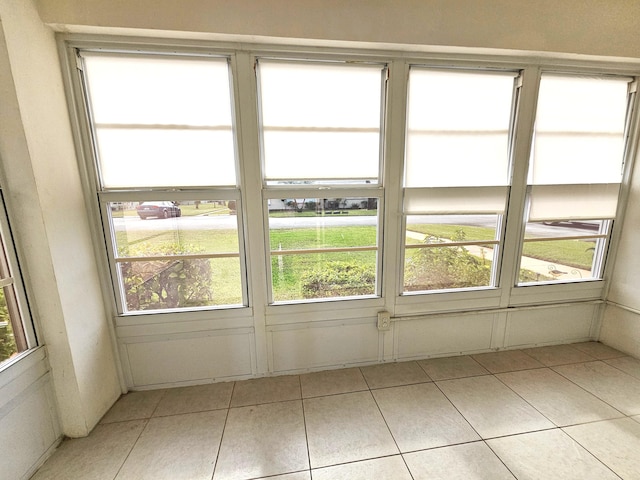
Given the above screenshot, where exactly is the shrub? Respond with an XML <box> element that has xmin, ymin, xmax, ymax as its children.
<box><xmin>120</xmin><ymin>243</ymin><xmax>213</xmax><ymax>311</ymax></box>
<box><xmin>405</xmin><ymin>229</ymin><xmax>491</xmax><ymax>291</ymax></box>
<box><xmin>301</xmin><ymin>261</ymin><xmax>375</xmax><ymax>298</ymax></box>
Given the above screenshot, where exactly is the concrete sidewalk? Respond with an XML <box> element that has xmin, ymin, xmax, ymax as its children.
<box><xmin>406</xmin><ymin>231</ymin><xmax>591</xmax><ymax>281</ymax></box>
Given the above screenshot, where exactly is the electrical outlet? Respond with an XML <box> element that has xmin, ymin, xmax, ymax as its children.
<box><xmin>377</xmin><ymin>311</ymin><xmax>391</xmax><ymax>331</ymax></box>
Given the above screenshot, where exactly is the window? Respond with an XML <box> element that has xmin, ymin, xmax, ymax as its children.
<box><xmin>66</xmin><ymin>40</ymin><xmax>639</xmax><ymax>317</ymax></box>
<box><xmin>80</xmin><ymin>52</ymin><xmax>246</xmax><ymax>313</ymax></box>
<box><xmin>402</xmin><ymin>68</ymin><xmax>518</xmax><ymax>293</ymax></box>
<box><xmin>0</xmin><ymin>188</ymin><xmax>35</xmax><ymax>367</ymax></box>
<box><xmin>257</xmin><ymin>59</ymin><xmax>386</xmax><ymax>303</ymax></box>
<box><xmin>518</xmin><ymin>74</ymin><xmax>633</xmax><ymax>285</ymax></box>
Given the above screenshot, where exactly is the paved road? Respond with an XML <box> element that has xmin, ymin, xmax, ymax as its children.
<box><xmin>113</xmin><ymin>213</ymin><xmax>599</xmax><ymax>238</ymax></box>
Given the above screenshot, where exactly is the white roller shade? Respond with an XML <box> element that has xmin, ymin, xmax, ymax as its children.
<box><xmin>259</xmin><ymin>60</ymin><xmax>384</xmax><ymax>181</ymax></box>
<box><xmin>529</xmin><ymin>75</ymin><xmax>629</xmax><ymax>185</ymax></box>
<box><xmin>405</xmin><ymin>69</ymin><xmax>516</xmax><ymax>188</ymax></box>
<box><xmin>404</xmin><ymin>186</ymin><xmax>508</xmax><ymax>214</ymax></box>
<box><xmin>82</xmin><ymin>53</ymin><xmax>237</xmax><ymax>188</ymax></box>
<box><xmin>528</xmin><ymin>183</ymin><xmax>620</xmax><ymax>221</ymax></box>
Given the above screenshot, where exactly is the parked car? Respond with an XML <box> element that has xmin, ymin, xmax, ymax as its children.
<box><xmin>136</xmin><ymin>201</ymin><xmax>181</xmax><ymax>219</ymax></box>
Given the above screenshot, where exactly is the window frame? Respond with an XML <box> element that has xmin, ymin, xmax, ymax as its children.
<box><xmin>256</xmin><ymin>57</ymin><xmax>389</xmax><ymax>305</ymax></box>
<box><xmin>58</xmin><ymin>36</ymin><xmax>640</xmax><ymax>321</ymax></box>
<box><xmin>0</xmin><ymin>188</ymin><xmax>37</xmax><ymax>370</ymax></box>
<box><xmin>514</xmin><ymin>72</ymin><xmax>637</xmax><ymax>288</ymax></box>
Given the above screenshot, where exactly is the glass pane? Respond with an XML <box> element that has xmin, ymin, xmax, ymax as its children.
<box><xmin>404</xmin><ymin>215</ymin><xmax>498</xmax><ymax>292</ymax></box>
<box><xmin>83</xmin><ymin>54</ymin><xmax>236</xmax><ymax>188</ymax></box>
<box><xmin>530</xmin><ymin>75</ymin><xmax>628</xmax><ymax>185</ymax></box>
<box><xmin>111</xmin><ymin>200</ymin><xmax>239</xmax><ymax>257</ymax></box>
<box><xmin>109</xmin><ymin>200</ymin><xmax>243</xmax><ymax>311</ymax></box>
<box><xmin>259</xmin><ymin>60</ymin><xmax>384</xmax><ymax>182</ymax></box>
<box><xmin>0</xmin><ymin>287</ymin><xmax>18</xmax><ymax>363</ymax></box>
<box><xmin>271</xmin><ymin>251</ymin><xmax>376</xmax><ymax>302</ymax></box>
<box><xmin>404</xmin><ymin>243</ymin><xmax>495</xmax><ymax>291</ymax></box>
<box><xmin>519</xmin><ymin>240</ymin><xmax>597</xmax><ymax>283</ymax></box>
<box><xmin>119</xmin><ymin>257</ymin><xmax>242</xmax><ymax>311</ymax></box>
<box><xmin>406</xmin><ymin>215</ymin><xmax>499</xmax><ymax>243</ymax></box>
<box><xmin>406</xmin><ymin>69</ymin><xmax>516</xmax><ymax>187</ymax></box>
<box><xmin>268</xmin><ymin>197</ymin><xmax>378</xmax><ymax>302</ymax></box>
<box><xmin>518</xmin><ymin>220</ymin><xmax>604</xmax><ymax>284</ymax></box>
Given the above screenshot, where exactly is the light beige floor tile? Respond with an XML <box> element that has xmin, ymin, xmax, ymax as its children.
<box><xmin>373</xmin><ymin>383</ymin><xmax>479</xmax><ymax>452</ymax></box>
<box><xmin>604</xmin><ymin>355</ymin><xmax>640</xmax><ymax>380</ymax></box>
<box><xmin>522</xmin><ymin>344</ymin><xmax>595</xmax><ymax>366</ymax></box>
<box><xmin>437</xmin><ymin>375</ymin><xmax>554</xmax><ymax>438</ymax></box>
<box><xmin>497</xmin><ymin>368</ymin><xmax>623</xmax><ymax>426</ymax></box>
<box><xmin>230</xmin><ymin>375</ymin><xmax>300</xmax><ymax>407</ymax></box>
<box><xmin>418</xmin><ymin>355</ymin><xmax>489</xmax><ymax>381</ymax></box>
<box><xmin>570</xmin><ymin>341</ymin><xmax>625</xmax><ymax>359</ymax></box>
<box><xmin>255</xmin><ymin>472</ymin><xmax>310</xmax><ymax>480</ymax></box>
<box><xmin>633</xmin><ymin>415</ymin><xmax>640</xmax><ymax>424</ymax></box>
<box><xmin>214</xmin><ymin>400</ymin><xmax>308</xmax><ymax>480</ymax></box>
<box><xmin>312</xmin><ymin>455</ymin><xmax>412</xmax><ymax>480</ymax></box>
<box><xmin>304</xmin><ymin>391</ymin><xmax>398</xmax><ymax>468</ymax></box>
<box><xmin>564</xmin><ymin>418</ymin><xmax>640</xmax><ymax>479</ymax></box>
<box><xmin>153</xmin><ymin>382</ymin><xmax>233</xmax><ymax>416</ymax></box>
<box><xmin>31</xmin><ymin>420</ymin><xmax>146</xmax><ymax>480</ymax></box>
<box><xmin>487</xmin><ymin>429</ymin><xmax>620</xmax><ymax>480</ymax></box>
<box><xmin>100</xmin><ymin>389</ymin><xmax>166</xmax><ymax>423</ymax></box>
<box><xmin>115</xmin><ymin>410</ymin><xmax>226</xmax><ymax>480</ymax></box>
<box><xmin>404</xmin><ymin>441</ymin><xmax>516</xmax><ymax>480</ymax></box>
<box><xmin>360</xmin><ymin>361</ymin><xmax>431</xmax><ymax>389</ymax></box>
<box><xmin>553</xmin><ymin>361</ymin><xmax>640</xmax><ymax>415</ymax></box>
<box><xmin>300</xmin><ymin>367</ymin><xmax>368</xmax><ymax>398</ymax></box>
<box><xmin>471</xmin><ymin>350</ymin><xmax>544</xmax><ymax>373</ymax></box>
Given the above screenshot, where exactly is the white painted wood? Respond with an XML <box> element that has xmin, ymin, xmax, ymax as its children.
<box><xmin>395</xmin><ymin>313</ymin><xmax>495</xmax><ymax>359</ymax></box>
<box><xmin>125</xmin><ymin>330</ymin><xmax>254</xmax><ymax>386</ymax></box>
<box><xmin>269</xmin><ymin>320</ymin><xmax>379</xmax><ymax>373</ymax></box>
<box><xmin>504</xmin><ymin>304</ymin><xmax>596</xmax><ymax>347</ymax></box>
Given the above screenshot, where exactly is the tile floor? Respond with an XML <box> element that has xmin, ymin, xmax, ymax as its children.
<box><xmin>31</xmin><ymin>342</ymin><xmax>640</xmax><ymax>480</ymax></box>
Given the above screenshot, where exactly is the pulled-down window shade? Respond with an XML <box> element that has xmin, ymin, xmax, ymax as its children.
<box><xmin>403</xmin><ymin>186</ymin><xmax>508</xmax><ymax>215</ymax></box>
<box><xmin>82</xmin><ymin>53</ymin><xmax>237</xmax><ymax>189</ymax></box>
<box><xmin>527</xmin><ymin>183</ymin><xmax>620</xmax><ymax>221</ymax></box>
<box><xmin>258</xmin><ymin>59</ymin><xmax>385</xmax><ymax>182</ymax></box>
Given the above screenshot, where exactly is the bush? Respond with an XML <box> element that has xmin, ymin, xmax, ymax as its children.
<box><xmin>405</xmin><ymin>229</ymin><xmax>491</xmax><ymax>291</ymax></box>
<box><xmin>301</xmin><ymin>261</ymin><xmax>375</xmax><ymax>298</ymax></box>
<box><xmin>120</xmin><ymin>243</ymin><xmax>213</xmax><ymax>311</ymax></box>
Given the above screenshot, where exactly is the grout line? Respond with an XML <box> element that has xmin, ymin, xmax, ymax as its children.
<box><xmin>209</xmin><ymin>381</ymin><xmax>236</xmax><ymax>480</ymax></box>
<box><xmin>299</xmin><ymin>375</ymin><xmax>313</xmax><ymax>476</ymax></box>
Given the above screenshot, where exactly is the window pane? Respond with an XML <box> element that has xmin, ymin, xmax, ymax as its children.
<box><xmin>259</xmin><ymin>60</ymin><xmax>384</xmax><ymax>182</ymax></box>
<box><xmin>109</xmin><ymin>200</ymin><xmax>243</xmax><ymax>311</ymax></box>
<box><xmin>83</xmin><ymin>54</ymin><xmax>236</xmax><ymax>188</ymax></box>
<box><xmin>268</xmin><ymin>197</ymin><xmax>378</xmax><ymax>302</ymax></box>
<box><xmin>0</xmin><ymin>288</ymin><xmax>18</xmax><ymax>363</ymax></box>
<box><xmin>518</xmin><ymin>220</ymin><xmax>604</xmax><ymax>284</ymax></box>
<box><xmin>404</xmin><ymin>215</ymin><xmax>498</xmax><ymax>292</ymax></box>
<box><xmin>530</xmin><ymin>75</ymin><xmax>629</xmax><ymax>185</ymax></box>
<box><xmin>406</xmin><ymin>70</ymin><xmax>516</xmax><ymax>187</ymax></box>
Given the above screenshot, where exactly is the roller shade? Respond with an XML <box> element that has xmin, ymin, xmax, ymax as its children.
<box><xmin>404</xmin><ymin>186</ymin><xmax>508</xmax><ymax>214</ymax></box>
<box><xmin>528</xmin><ymin>183</ymin><xmax>620</xmax><ymax>221</ymax></box>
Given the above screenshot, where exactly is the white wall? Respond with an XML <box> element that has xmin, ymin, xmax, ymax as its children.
<box><xmin>35</xmin><ymin>0</ymin><xmax>640</xmax><ymax>60</ymax></box>
<box><xmin>601</xmin><ymin>118</ymin><xmax>640</xmax><ymax>357</ymax></box>
<box><xmin>0</xmin><ymin>4</ymin><xmax>121</xmax><ymax>479</ymax></box>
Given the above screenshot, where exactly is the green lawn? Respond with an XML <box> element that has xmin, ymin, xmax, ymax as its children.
<box><xmin>113</xmin><ymin>220</ymin><xmax>596</xmax><ymax>310</ymax></box>
<box><xmin>407</xmin><ymin>224</ymin><xmax>595</xmax><ymax>270</ymax></box>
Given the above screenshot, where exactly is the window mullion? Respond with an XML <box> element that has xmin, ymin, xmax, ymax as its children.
<box><xmin>499</xmin><ymin>66</ymin><xmax>541</xmax><ymax>307</ymax></box>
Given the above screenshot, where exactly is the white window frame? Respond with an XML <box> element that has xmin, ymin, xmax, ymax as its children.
<box><xmin>57</xmin><ymin>36</ymin><xmax>640</xmax><ymax>321</ymax></box>
<box><xmin>0</xmin><ymin>187</ymin><xmax>36</xmax><ymax>370</ymax></box>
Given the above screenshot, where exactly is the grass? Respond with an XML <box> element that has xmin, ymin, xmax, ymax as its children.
<box><xmin>408</xmin><ymin>224</ymin><xmax>595</xmax><ymax>270</ymax></box>
<box><xmin>113</xmin><ymin>220</ymin><xmax>597</xmax><ymax>309</ymax></box>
